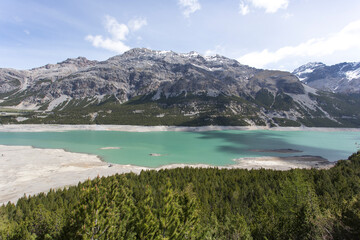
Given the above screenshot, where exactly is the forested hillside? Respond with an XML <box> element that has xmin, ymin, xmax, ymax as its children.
<box><xmin>1</xmin><ymin>151</ymin><xmax>360</xmax><ymax>239</ymax></box>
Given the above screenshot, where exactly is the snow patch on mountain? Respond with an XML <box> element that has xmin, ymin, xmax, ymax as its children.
<box><xmin>345</xmin><ymin>68</ymin><xmax>360</xmax><ymax>82</ymax></box>
<box><xmin>180</xmin><ymin>51</ymin><xmax>200</xmax><ymax>58</ymax></box>
<box><xmin>293</xmin><ymin>61</ymin><xmax>360</xmax><ymax>93</ymax></box>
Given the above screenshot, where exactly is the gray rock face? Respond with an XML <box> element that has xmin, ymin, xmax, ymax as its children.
<box><xmin>293</xmin><ymin>62</ymin><xmax>360</xmax><ymax>93</ymax></box>
<box><xmin>0</xmin><ymin>57</ymin><xmax>97</xmax><ymax>95</ymax></box>
<box><xmin>0</xmin><ymin>69</ymin><xmax>24</xmax><ymax>93</ymax></box>
<box><xmin>0</xmin><ymin>48</ymin><xmax>304</xmax><ymax>108</ymax></box>
<box><xmin>2</xmin><ymin>48</ymin><xmax>360</xmax><ymax>127</ymax></box>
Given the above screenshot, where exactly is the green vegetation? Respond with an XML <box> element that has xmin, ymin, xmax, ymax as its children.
<box><xmin>272</xmin><ymin>117</ymin><xmax>301</xmax><ymax>127</ymax></box>
<box><xmin>0</xmin><ymin>89</ymin><xmax>19</xmax><ymax>100</ymax></box>
<box><xmin>254</xmin><ymin>89</ymin><xmax>274</xmax><ymax>108</ymax></box>
<box><xmin>307</xmin><ymin>92</ymin><xmax>360</xmax><ymax>127</ymax></box>
<box><xmin>1</xmin><ymin>92</ymin><xmax>360</xmax><ymax>127</ymax></box>
<box><xmin>0</xmin><ymin>108</ymin><xmax>33</xmax><ymax>113</ymax></box>
<box><xmin>0</xmin><ymin>90</ymin><xmax>35</xmax><ymax>107</ymax></box>
<box><xmin>1</xmin><ymin>151</ymin><xmax>360</xmax><ymax>239</ymax></box>
<box><xmin>4</xmin><ymin>94</ymin><xmax>261</xmax><ymax>126</ymax></box>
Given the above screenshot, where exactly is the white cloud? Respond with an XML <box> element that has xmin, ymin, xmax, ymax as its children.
<box><xmin>104</xmin><ymin>15</ymin><xmax>129</xmax><ymax>41</ymax></box>
<box><xmin>178</xmin><ymin>0</ymin><xmax>201</xmax><ymax>18</ymax></box>
<box><xmin>239</xmin><ymin>1</ymin><xmax>250</xmax><ymax>16</ymax></box>
<box><xmin>250</xmin><ymin>0</ymin><xmax>288</xmax><ymax>13</ymax></box>
<box><xmin>85</xmin><ymin>35</ymin><xmax>130</xmax><ymax>53</ymax></box>
<box><xmin>239</xmin><ymin>0</ymin><xmax>288</xmax><ymax>15</ymax></box>
<box><xmin>238</xmin><ymin>20</ymin><xmax>360</xmax><ymax>68</ymax></box>
<box><xmin>128</xmin><ymin>17</ymin><xmax>147</xmax><ymax>32</ymax></box>
<box><xmin>24</xmin><ymin>30</ymin><xmax>30</xmax><ymax>35</ymax></box>
<box><xmin>86</xmin><ymin>15</ymin><xmax>147</xmax><ymax>54</ymax></box>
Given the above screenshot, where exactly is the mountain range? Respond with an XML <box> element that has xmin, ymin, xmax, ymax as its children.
<box><xmin>293</xmin><ymin>62</ymin><xmax>360</xmax><ymax>94</ymax></box>
<box><xmin>0</xmin><ymin>48</ymin><xmax>359</xmax><ymax>127</ymax></box>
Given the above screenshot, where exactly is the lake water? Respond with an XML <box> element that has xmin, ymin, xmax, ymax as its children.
<box><xmin>0</xmin><ymin>130</ymin><xmax>359</xmax><ymax>167</ymax></box>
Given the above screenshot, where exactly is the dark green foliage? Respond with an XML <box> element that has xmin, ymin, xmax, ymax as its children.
<box><xmin>272</xmin><ymin>117</ymin><xmax>301</xmax><ymax>127</ymax></box>
<box><xmin>276</xmin><ymin>79</ymin><xmax>305</xmax><ymax>94</ymax></box>
<box><xmin>271</xmin><ymin>93</ymin><xmax>295</xmax><ymax>111</ymax></box>
<box><xmin>254</xmin><ymin>89</ymin><xmax>274</xmax><ymax>108</ymax></box>
<box><xmin>0</xmin><ymin>89</ymin><xmax>19</xmax><ymax>99</ymax></box>
<box><xmin>297</xmin><ymin>117</ymin><xmax>340</xmax><ymax>128</ymax></box>
<box><xmin>0</xmin><ymin>90</ymin><xmax>35</xmax><ymax>107</ymax></box>
<box><xmin>136</xmin><ymin>186</ymin><xmax>159</xmax><ymax>240</ymax></box>
<box><xmin>159</xmin><ymin>179</ymin><xmax>181</xmax><ymax>239</ymax></box>
<box><xmin>2</xmin><ymin>91</ymin><xmax>360</xmax><ymax>127</ymax></box>
<box><xmin>1</xmin><ymin>152</ymin><xmax>360</xmax><ymax>239</ymax></box>
<box><xmin>308</xmin><ymin>92</ymin><xmax>360</xmax><ymax>127</ymax></box>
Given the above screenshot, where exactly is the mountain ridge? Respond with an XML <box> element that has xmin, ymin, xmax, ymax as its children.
<box><xmin>0</xmin><ymin>48</ymin><xmax>359</xmax><ymax>127</ymax></box>
<box><xmin>293</xmin><ymin>61</ymin><xmax>360</xmax><ymax>94</ymax></box>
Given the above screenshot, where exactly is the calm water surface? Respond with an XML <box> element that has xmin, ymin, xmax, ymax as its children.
<box><xmin>0</xmin><ymin>130</ymin><xmax>359</xmax><ymax>167</ymax></box>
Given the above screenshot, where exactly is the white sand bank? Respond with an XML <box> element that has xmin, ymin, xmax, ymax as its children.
<box><xmin>158</xmin><ymin>156</ymin><xmax>334</xmax><ymax>171</ymax></box>
<box><xmin>0</xmin><ymin>145</ymin><xmax>146</xmax><ymax>205</ymax></box>
<box><xmin>0</xmin><ymin>144</ymin><xmax>334</xmax><ymax>205</ymax></box>
<box><xmin>0</xmin><ymin>124</ymin><xmax>359</xmax><ymax>132</ymax></box>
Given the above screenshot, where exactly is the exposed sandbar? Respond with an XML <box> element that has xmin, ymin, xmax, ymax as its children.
<box><xmin>0</xmin><ymin>145</ymin><xmax>146</xmax><ymax>205</ymax></box>
<box><xmin>250</xmin><ymin>148</ymin><xmax>303</xmax><ymax>153</ymax></box>
<box><xmin>0</xmin><ymin>124</ymin><xmax>359</xmax><ymax>132</ymax></box>
<box><xmin>0</xmin><ymin>144</ymin><xmax>334</xmax><ymax>205</ymax></box>
<box><xmin>232</xmin><ymin>155</ymin><xmax>334</xmax><ymax>171</ymax></box>
<box><xmin>100</xmin><ymin>147</ymin><xmax>122</xmax><ymax>150</ymax></box>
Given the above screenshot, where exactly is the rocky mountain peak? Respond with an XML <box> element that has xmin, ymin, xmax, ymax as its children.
<box><xmin>0</xmin><ymin>47</ymin><xmax>304</xmax><ymax>107</ymax></box>
<box><xmin>293</xmin><ymin>62</ymin><xmax>326</xmax><ymax>81</ymax></box>
<box><xmin>110</xmin><ymin>48</ymin><xmax>239</xmax><ymax>66</ymax></box>
<box><xmin>122</xmin><ymin>47</ymin><xmax>154</xmax><ymax>56</ymax></box>
<box><xmin>59</xmin><ymin>57</ymin><xmax>97</xmax><ymax>67</ymax></box>
<box><xmin>293</xmin><ymin>61</ymin><xmax>360</xmax><ymax>93</ymax></box>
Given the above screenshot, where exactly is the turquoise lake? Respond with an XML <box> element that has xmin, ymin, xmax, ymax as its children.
<box><xmin>0</xmin><ymin>130</ymin><xmax>359</xmax><ymax>167</ymax></box>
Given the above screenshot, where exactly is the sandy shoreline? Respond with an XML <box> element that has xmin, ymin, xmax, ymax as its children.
<box><xmin>0</xmin><ymin>124</ymin><xmax>355</xmax><ymax>204</ymax></box>
<box><xmin>0</xmin><ymin>124</ymin><xmax>359</xmax><ymax>132</ymax></box>
<box><xmin>0</xmin><ymin>145</ymin><xmax>147</xmax><ymax>205</ymax></box>
<box><xmin>0</xmin><ymin>143</ymin><xmax>335</xmax><ymax>205</ymax></box>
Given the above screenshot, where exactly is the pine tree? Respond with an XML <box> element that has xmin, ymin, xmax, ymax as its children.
<box><xmin>26</xmin><ymin>204</ymin><xmax>63</xmax><ymax>239</ymax></box>
<box><xmin>103</xmin><ymin>177</ymin><xmax>123</xmax><ymax>239</ymax></box>
<box><xmin>136</xmin><ymin>185</ymin><xmax>160</xmax><ymax>240</ymax></box>
<box><xmin>106</xmin><ymin>176</ymin><xmax>137</xmax><ymax>239</ymax></box>
<box><xmin>341</xmin><ymin>194</ymin><xmax>360</xmax><ymax>237</ymax></box>
<box><xmin>178</xmin><ymin>184</ymin><xmax>201</xmax><ymax>239</ymax></box>
<box><xmin>74</xmin><ymin>177</ymin><xmax>111</xmax><ymax>240</ymax></box>
<box><xmin>293</xmin><ymin>186</ymin><xmax>331</xmax><ymax>240</ymax></box>
<box><xmin>159</xmin><ymin>179</ymin><xmax>181</xmax><ymax>240</ymax></box>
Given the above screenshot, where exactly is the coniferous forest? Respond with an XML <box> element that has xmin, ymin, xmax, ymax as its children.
<box><xmin>1</xmin><ymin>151</ymin><xmax>360</xmax><ymax>240</ymax></box>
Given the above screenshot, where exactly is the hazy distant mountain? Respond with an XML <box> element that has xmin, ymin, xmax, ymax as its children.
<box><xmin>0</xmin><ymin>48</ymin><xmax>359</xmax><ymax>127</ymax></box>
<box><xmin>293</xmin><ymin>62</ymin><xmax>360</xmax><ymax>94</ymax></box>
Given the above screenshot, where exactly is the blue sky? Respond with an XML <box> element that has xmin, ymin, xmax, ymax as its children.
<box><xmin>1</xmin><ymin>0</ymin><xmax>360</xmax><ymax>71</ymax></box>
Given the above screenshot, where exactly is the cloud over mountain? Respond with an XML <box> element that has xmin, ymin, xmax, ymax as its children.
<box><xmin>85</xmin><ymin>15</ymin><xmax>147</xmax><ymax>54</ymax></box>
<box><xmin>238</xmin><ymin>19</ymin><xmax>360</xmax><ymax>68</ymax></box>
